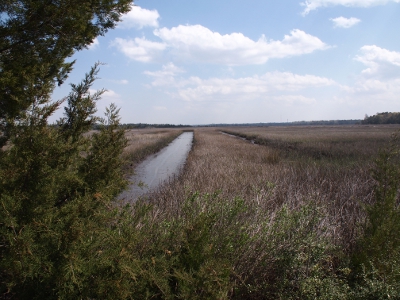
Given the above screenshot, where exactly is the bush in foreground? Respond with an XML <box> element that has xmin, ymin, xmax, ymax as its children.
<box><xmin>0</xmin><ymin>65</ymin><xmax>130</xmax><ymax>299</ymax></box>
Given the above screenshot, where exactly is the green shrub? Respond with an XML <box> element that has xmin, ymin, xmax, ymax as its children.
<box><xmin>141</xmin><ymin>192</ymin><xmax>247</xmax><ymax>299</ymax></box>
<box><xmin>351</xmin><ymin>132</ymin><xmax>400</xmax><ymax>299</ymax></box>
<box><xmin>0</xmin><ymin>65</ymin><xmax>132</xmax><ymax>299</ymax></box>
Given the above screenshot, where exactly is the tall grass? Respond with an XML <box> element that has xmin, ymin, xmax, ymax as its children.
<box><xmin>123</xmin><ymin>126</ymin><xmax>399</xmax><ymax>299</ymax></box>
<box><xmin>221</xmin><ymin>125</ymin><xmax>399</xmax><ymax>162</ymax></box>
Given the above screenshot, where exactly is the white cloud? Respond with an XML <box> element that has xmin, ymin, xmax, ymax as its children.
<box><xmin>112</xmin><ymin>37</ymin><xmax>166</xmax><ymax>62</ymax></box>
<box><xmin>355</xmin><ymin>45</ymin><xmax>400</xmax><ymax>79</ymax></box>
<box><xmin>145</xmin><ymin>69</ymin><xmax>336</xmax><ymax>102</ymax></box>
<box><xmin>114</xmin><ymin>25</ymin><xmax>329</xmax><ymax>65</ymax></box>
<box><xmin>341</xmin><ymin>77</ymin><xmax>400</xmax><ymax>111</ymax></box>
<box><xmin>302</xmin><ymin>0</ymin><xmax>400</xmax><ymax>15</ymax></box>
<box><xmin>273</xmin><ymin>95</ymin><xmax>317</xmax><ymax>105</ymax></box>
<box><xmin>144</xmin><ymin>63</ymin><xmax>185</xmax><ymax>86</ymax></box>
<box><xmin>144</xmin><ymin>63</ymin><xmax>184</xmax><ymax>78</ymax></box>
<box><xmin>153</xmin><ymin>25</ymin><xmax>329</xmax><ymax>65</ymax></box>
<box><xmin>120</xmin><ymin>5</ymin><xmax>160</xmax><ymax>29</ymax></box>
<box><xmin>88</xmin><ymin>38</ymin><xmax>99</xmax><ymax>50</ymax></box>
<box><xmin>337</xmin><ymin>46</ymin><xmax>400</xmax><ymax>108</ymax></box>
<box><xmin>102</xmin><ymin>90</ymin><xmax>121</xmax><ymax>100</ymax></box>
<box><xmin>330</xmin><ymin>17</ymin><xmax>361</xmax><ymax>28</ymax></box>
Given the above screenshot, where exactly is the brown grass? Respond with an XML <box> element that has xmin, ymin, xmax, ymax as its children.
<box><xmin>123</xmin><ymin>128</ymin><xmax>183</xmax><ymax>156</ymax></box>
<box><xmin>141</xmin><ymin>126</ymin><xmax>400</xmax><ymax>292</ymax></box>
<box><xmin>222</xmin><ymin>125</ymin><xmax>400</xmax><ymax>161</ymax></box>
<box><xmin>119</xmin><ymin>126</ymin><xmax>395</xmax><ymax>299</ymax></box>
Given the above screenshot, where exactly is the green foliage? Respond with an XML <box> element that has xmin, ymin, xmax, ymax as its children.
<box><xmin>130</xmin><ymin>193</ymin><xmax>351</xmax><ymax>299</ymax></box>
<box><xmin>350</xmin><ymin>264</ymin><xmax>400</xmax><ymax>300</ymax></box>
<box><xmin>0</xmin><ymin>64</ymin><xmax>130</xmax><ymax>298</ymax></box>
<box><xmin>0</xmin><ymin>2</ymin><xmax>138</xmax><ymax>295</ymax></box>
<box><xmin>160</xmin><ymin>193</ymin><xmax>234</xmax><ymax>299</ymax></box>
<box><xmin>132</xmin><ymin>192</ymin><xmax>246</xmax><ymax>299</ymax></box>
<box><xmin>362</xmin><ymin>112</ymin><xmax>400</xmax><ymax>125</ymax></box>
<box><xmin>0</xmin><ymin>0</ymin><xmax>132</xmax><ymax>146</ymax></box>
<box><xmin>350</xmin><ymin>132</ymin><xmax>400</xmax><ymax>298</ymax></box>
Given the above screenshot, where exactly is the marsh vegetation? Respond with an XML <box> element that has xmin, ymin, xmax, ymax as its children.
<box><xmin>3</xmin><ymin>120</ymin><xmax>400</xmax><ymax>298</ymax></box>
<box><xmin>121</xmin><ymin>125</ymin><xmax>400</xmax><ymax>299</ymax></box>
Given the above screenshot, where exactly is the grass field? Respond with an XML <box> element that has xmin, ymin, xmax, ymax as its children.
<box><xmin>125</xmin><ymin>125</ymin><xmax>400</xmax><ymax>299</ymax></box>
<box><xmin>221</xmin><ymin>125</ymin><xmax>399</xmax><ymax>161</ymax></box>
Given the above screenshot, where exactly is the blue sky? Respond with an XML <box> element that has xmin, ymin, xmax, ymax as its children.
<box><xmin>52</xmin><ymin>0</ymin><xmax>400</xmax><ymax>125</ymax></box>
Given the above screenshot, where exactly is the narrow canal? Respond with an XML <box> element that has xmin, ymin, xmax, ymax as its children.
<box><xmin>119</xmin><ymin>131</ymin><xmax>193</xmax><ymax>203</ymax></box>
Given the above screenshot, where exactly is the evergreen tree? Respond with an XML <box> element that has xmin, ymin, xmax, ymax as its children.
<box><xmin>0</xmin><ymin>0</ymin><xmax>132</xmax><ymax>146</ymax></box>
<box><xmin>0</xmin><ymin>1</ymin><xmax>139</xmax><ymax>298</ymax></box>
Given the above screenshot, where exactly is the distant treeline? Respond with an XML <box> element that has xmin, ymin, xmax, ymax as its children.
<box><xmin>291</xmin><ymin>119</ymin><xmax>361</xmax><ymax>126</ymax></box>
<box><xmin>362</xmin><ymin>112</ymin><xmax>400</xmax><ymax>124</ymax></box>
<box><xmin>88</xmin><ymin>115</ymin><xmax>400</xmax><ymax>129</ymax></box>
<box><xmin>92</xmin><ymin>123</ymin><xmax>192</xmax><ymax>129</ymax></box>
<box><xmin>201</xmin><ymin>119</ymin><xmax>361</xmax><ymax>127</ymax></box>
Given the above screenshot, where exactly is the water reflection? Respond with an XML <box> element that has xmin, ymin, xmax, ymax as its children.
<box><xmin>119</xmin><ymin>132</ymin><xmax>193</xmax><ymax>203</ymax></box>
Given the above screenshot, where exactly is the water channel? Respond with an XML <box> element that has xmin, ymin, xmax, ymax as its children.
<box><xmin>220</xmin><ymin>131</ymin><xmax>256</xmax><ymax>144</ymax></box>
<box><xmin>118</xmin><ymin>131</ymin><xmax>193</xmax><ymax>203</ymax></box>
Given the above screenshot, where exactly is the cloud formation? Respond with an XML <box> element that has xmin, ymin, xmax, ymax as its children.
<box><xmin>330</xmin><ymin>17</ymin><xmax>361</xmax><ymax>28</ymax></box>
<box><xmin>144</xmin><ymin>63</ymin><xmax>185</xmax><ymax>86</ymax></box>
<box><xmin>112</xmin><ymin>37</ymin><xmax>166</xmax><ymax>62</ymax></box>
<box><xmin>355</xmin><ymin>45</ymin><xmax>400</xmax><ymax>79</ymax></box>
<box><xmin>301</xmin><ymin>0</ymin><xmax>400</xmax><ymax>15</ymax></box>
<box><xmin>336</xmin><ymin>45</ymin><xmax>400</xmax><ymax>108</ymax></box>
<box><xmin>340</xmin><ymin>77</ymin><xmax>400</xmax><ymax>112</ymax></box>
<box><xmin>155</xmin><ymin>25</ymin><xmax>329</xmax><ymax>65</ymax></box>
<box><xmin>120</xmin><ymin>5</ymin><xmax>160</xmax><ymax>29</ymax></box>
<box><xmin>273</xmin><ymin>95</ymin><xmax>317</xmax><ymax>105</ymax></box>
<box><xmin>115</xmin><ymin>25</ymin><xmax>329</xmax><ymax>65</ymax></box>
<box><xmin>145</xmin><ymin>67</ymin><xmax>336</xmax><ymax>102</ymax></box>
<box><xmin>176</xmin><ymin>73</ymin><xmax>335</xmax><ymax>102</ymax></box>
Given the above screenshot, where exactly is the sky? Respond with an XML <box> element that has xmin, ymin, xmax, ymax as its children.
<box><xmin>51</xmin><ymin>0</ymin><xmax>400</xmax><ymax>125</ymax></box>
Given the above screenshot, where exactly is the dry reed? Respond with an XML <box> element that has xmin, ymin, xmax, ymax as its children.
<box><xmin>140</xmin><ymin>126</ymin><xmax>399</xmax><ymax>296</ymax></box>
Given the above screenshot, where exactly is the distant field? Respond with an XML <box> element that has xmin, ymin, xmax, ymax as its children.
<box><xmin>223</xmin><ymin>124</ymin><xmax>400</xmax><ymax>141</ymax></box>
<box><xmin>221</xmin><ymin>124</ymin><xmax>400</xmax><ymax>161</ymax></box>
